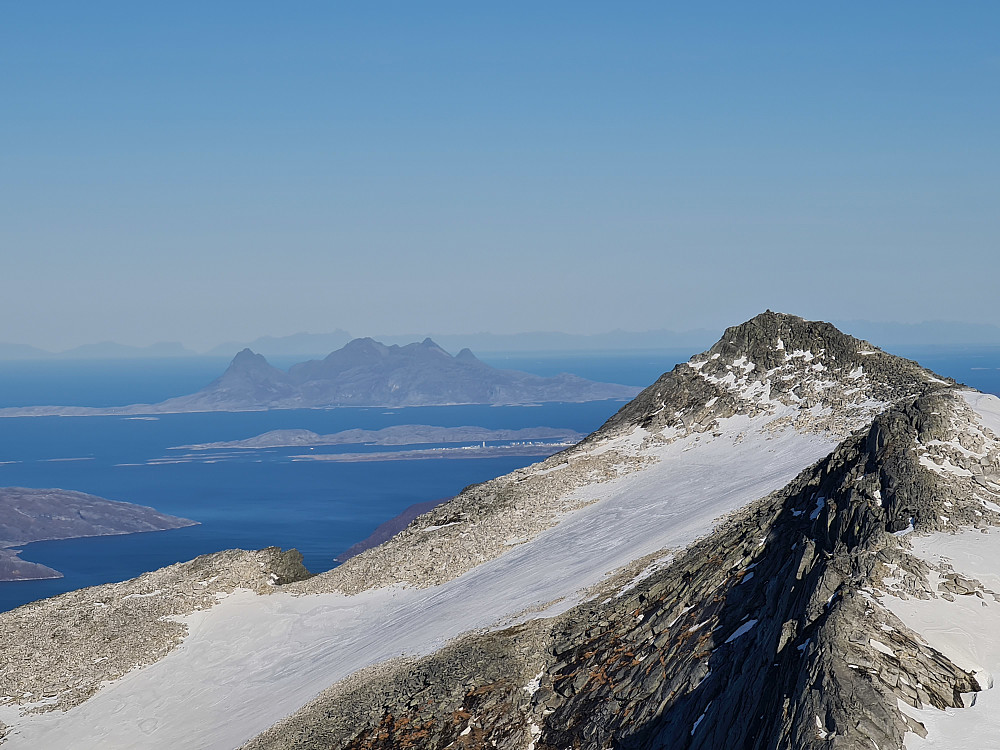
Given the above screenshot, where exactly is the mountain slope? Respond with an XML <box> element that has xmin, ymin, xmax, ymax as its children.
<box><xmin>1</xmin><ymin>312</ymin><xmax>993</xmax><ymax>750</ymax></box>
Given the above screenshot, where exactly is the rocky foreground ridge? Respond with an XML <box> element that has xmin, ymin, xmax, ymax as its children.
<box><xmin>2</xmin><ymin>312</ymin><xmax>998</xmax><ymax>749</ymax></box>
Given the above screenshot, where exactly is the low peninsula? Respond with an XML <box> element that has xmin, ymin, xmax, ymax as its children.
<box><xmin>0</xmin><ymin>487</ymin><xmax>197</xmax><ymax>581</ymax></box>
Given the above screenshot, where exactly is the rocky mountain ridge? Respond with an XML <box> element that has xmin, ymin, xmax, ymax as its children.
<box><xmin>2</xmin><ymin>312</ymin><xmax>997</xmax><ymax>750</ymax></box>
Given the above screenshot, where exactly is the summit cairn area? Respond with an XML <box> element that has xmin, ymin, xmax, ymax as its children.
<box><xmin>5</xmin><ymin>312</ymin><xmax>1000</xmax><ymax>750</ymax></box>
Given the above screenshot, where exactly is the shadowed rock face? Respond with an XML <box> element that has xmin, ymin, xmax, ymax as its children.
<box><xmin>150</xmin><ymin>337</ymin><xmax>640</xmax><ymax>411</ymax></box>
<box><xmin>335</xmin><ymin>499</ymin><xmax>448</xmax><ymax>563</ymax></box>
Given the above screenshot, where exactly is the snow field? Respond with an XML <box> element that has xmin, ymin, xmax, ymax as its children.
<box><xmin>0</xmin><ymin>409</ymin><xmax>838</xmax><ymax>749</ymax></box>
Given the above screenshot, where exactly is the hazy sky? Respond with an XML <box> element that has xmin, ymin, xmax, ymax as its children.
<box><xmin>2</xmin><ymin>2</ymin><xmax>997</xmax><ymax>350</ymax></box>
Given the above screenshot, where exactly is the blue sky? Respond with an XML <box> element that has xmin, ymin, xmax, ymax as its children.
<box><xmin>2</xmin><ymin>2</ymin><xmax>997</xmax><ymax>349</ymax></box>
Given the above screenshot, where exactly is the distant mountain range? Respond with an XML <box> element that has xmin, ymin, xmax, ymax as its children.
<box><xmin>5</xmin><ymin>320</ymin><xmax>1000</xmax><ymax>361</ymax></box>
<box><xmin>0</xmin><ymin>338</ymin><xmax>640</xmax><ymax>415</ymax></box>
<box><xmin>155</xmin><ymin>338</ymin><xmax>640</xmax><ymax>410</ymax></box>
<box><xmin>0</xmin><ymin>341</ymin><xmax>199</xmax><ymax>360</ymax></box>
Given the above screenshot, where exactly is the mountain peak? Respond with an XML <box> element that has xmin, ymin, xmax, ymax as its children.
<box><xmin>343</xmin><ymin>337</ymin><xmax>381</xmax><ymax>349</ymax></box>
<box><xmin>708</xmin><ymin>310</ymin><xmax>873</xmax><ymax>368</ymax></box>
<box><xmin>229</xmin><ymin>348</ymin><xmax>271</xmax><ymax>369</ymax></box>
<box><xmin>604</xmin><ymin>311</ymin><xmax>954</xmax><ymax>441</ymax></box>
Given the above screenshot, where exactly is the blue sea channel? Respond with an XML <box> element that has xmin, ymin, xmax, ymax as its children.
<box><xmin>1</xmin><ymin>345</ymin><xmax>998</xmax><ymax>612</ymax></box>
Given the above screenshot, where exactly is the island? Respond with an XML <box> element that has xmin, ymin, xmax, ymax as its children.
<box><xmin>0</xmin><ymin>487</ymin><xmax>197</xmax><ymax>581</ymax></box>
<box><xmin>290</xmin><ymin>442</ymin><xmax>577</xmax><ymax>463</ymax></box>
<box><xmin>172</xmin><ymin>424</ymin><xmax>585</xmax><ymax>451</ymax></box>
<box><xmin>0</xmin><ymin>338</ymin><xmax>641</xmax><ymax>416</ymax></box>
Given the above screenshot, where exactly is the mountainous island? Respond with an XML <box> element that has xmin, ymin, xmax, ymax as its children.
<box><xmin>0</xmin><ymin>488</ymin><xmax>196</xmax><ymax>581</ymax></box>
<box><xmin>0</xmin><ymin>338</ymin><xmax>640</xmax><ymax>417</ymax></box>
<box><xmin>4</xmin><ymin>312</ymin><xmax>1000</xmax><ymax>749</ymax></box>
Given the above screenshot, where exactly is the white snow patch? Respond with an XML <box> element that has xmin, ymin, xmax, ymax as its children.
<box><xmin>119</xmin><ymin>590</ymin><xmax>163</xmax><ymax>602</ymax></box>
<box><xmin>526</xmin><ymin>720</ymin><xmax>541</xmax><ymax>750</ymax></box>
<box><xmin>691</xmin><ymin>701</ymin><xmax>711</xmax><ymax>735</ymax></box>
<box><xmin>668</xmin><ymin>605</ymin><xmax>696</xmax><ymax>628</ymax></box>
<box><xmin>423</xmin><ymin>521</ymin><xmax>462</xmax><ymax>532</ymax></box>
<box><xmin>523</xmin><ymin>671</ymin><xmax>544</xmax><ymax>697</ymax></box>
<box><xmin>869</xmin><ymin>639</ymin><xmax>895</xmax><ymax>657</ymax></box>
<box><xmin>918</xmin><ymin>454</ymin><xmax>973</xmax><ymax>478</ymax></box>
<box><xmin>882</xmin><ymin>522</ymin><xmax>1000</xmax><ymax>749</ymax></box>
<box><xmin>810</xmin><ymin>497</ymin><xmax>826</xmax><ymax>521</ymax></box>
<box><xmin>815</xmin><ymin>714</ymin><xmax>829</xmax><ymax>739</ymax></box>
<box><xmin>724</xmin><ymin>619</ymin><xmax>758</xmax><ymax>644</ymax></box>
<box><xmin>893</xmin><ymin>518</ymin><xmax>915</xmax><ymax>537</ymax></box>
<box><xmin>616</xmin><ymin>554</ymin><xmax>674</xmax><ymax>597</ymax></box>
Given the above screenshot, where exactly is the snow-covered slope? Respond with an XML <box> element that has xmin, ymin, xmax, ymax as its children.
<box><xmin>0</xmin><ymin>312</ymin><xmax>982</xmax><ymax>750</ymax></box>
<box><xmin>880</xmin><ymin>391</ymin><xmax>1000</xmax><ymax>749</ymax></box>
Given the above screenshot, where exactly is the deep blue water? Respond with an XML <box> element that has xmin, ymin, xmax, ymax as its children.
<box><xmin>0</xmin><ymin>401</ymin><xmax>626</xmax><ymax>612</ymax></box>
<box><xmin>1</xmin><ymin>347</ymin><xmax>999</xmax><ymax>613</ymax></box>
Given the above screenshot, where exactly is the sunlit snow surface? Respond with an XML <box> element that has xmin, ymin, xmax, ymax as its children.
<box><xmin>885</xmin><ymin>391</ymin><xmax>1000</xmax><ymax>750</ymax></box>
<box><xmin>0</xmin><ymin>409</ymin><xmax>839</xmax><ymax>749</ymax></box>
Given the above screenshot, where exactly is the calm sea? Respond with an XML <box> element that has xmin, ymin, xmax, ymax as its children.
<box><xmin>0</xmin><ymin>346</ymin><xmax>997</xmax><ymax>612</ymax></box>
